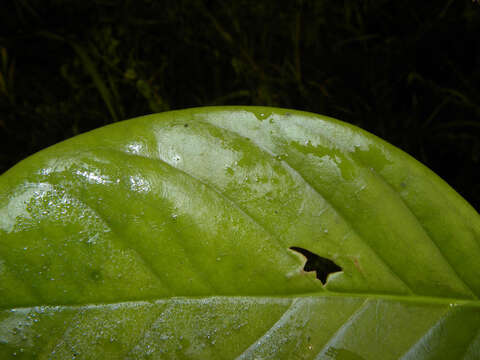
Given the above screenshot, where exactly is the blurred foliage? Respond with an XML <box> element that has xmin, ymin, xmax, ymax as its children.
<box><xmin>0</xmin><ymin>0</ymin><xmax>479</xmax><ymax>210</ymax></box>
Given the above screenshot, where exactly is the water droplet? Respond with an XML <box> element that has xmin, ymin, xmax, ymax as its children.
<box><xmin>253</xmin><ymin>111</ymin><xmax>272</xmax><ymax>121</ymax></box>
<box><xmin>87</xmin><ymin>233</ymin><xmax>99</xmax><ymax>245</ymax></box>
<box><xmin>275</xmin><ymin>154</ymin><xmax>289</xmax><ymax>161</ymax></box>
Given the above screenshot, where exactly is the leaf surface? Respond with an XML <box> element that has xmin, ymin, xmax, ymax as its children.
<box><xmin>0</xmin><ymin>107</ymin><xmax>479</xmax><ymax>359</ymax></box>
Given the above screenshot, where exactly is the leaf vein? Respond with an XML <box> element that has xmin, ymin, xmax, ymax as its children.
<box><xmin>298</xmin><ymin>119</ymin><xmax>479</xmax><ymax>299</ymax></box>
<box><xmin>314</xmin><ymin>298</ymin><xmax>370</xmax><ymax>359</ymax></box>
<box><xmin>362</xmin><ymin>166</ymin><xmax>479</xmax><ymax>299</ymax></box>
<box><xmin>70</xmin><ymin>193</ymin><xmax>175</xmax><ymax>295</ymax></box>
<box><xmin>202</xmin><ymin>120</ymin><xmax>415</xmax><ymax>295</ymax></box>
<box><xmin>235</xmin><ymin>298</ymin><xmax>296</xmax><ymax>359</ymax></box>
<box><xmin>112</xmin><ymin>148</ymin><xmax>291</xmax><ymax>265</ymax></box>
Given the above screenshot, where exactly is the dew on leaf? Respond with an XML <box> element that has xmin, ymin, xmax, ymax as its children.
<box><xmin>275</xmin><ymin>154</ymin><xmax>289</xmax><ymax>161</ymax></box>
<box><xmin>90</xmin><ymin>270</ymin><xmax>102</xmax><ymax>281</ymax></box>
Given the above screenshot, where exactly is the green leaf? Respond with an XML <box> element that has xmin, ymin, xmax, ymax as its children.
<box><xmin>1</xmin><ymin>106</ymin><xmax>479</xmax><ymax>359</ymax></box>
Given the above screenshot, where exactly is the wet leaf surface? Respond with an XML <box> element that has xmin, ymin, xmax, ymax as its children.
<box><xmin>1</xmin><ymin>107</ymin><xmax>479</xmax><ymax>359</ymax></box>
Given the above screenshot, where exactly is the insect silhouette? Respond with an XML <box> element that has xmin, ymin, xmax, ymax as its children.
<box><xmin>290</xmin><ymin>247</ymin><xmax>342</xmax><ymax>285</ymax></box>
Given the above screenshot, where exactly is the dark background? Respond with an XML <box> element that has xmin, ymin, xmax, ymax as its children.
<box><xmin>0</xmin><ymin>0</ymin><xmax>479</xmax><ymax>211</ymax></box>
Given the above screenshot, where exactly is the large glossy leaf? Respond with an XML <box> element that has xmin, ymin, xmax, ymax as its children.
<box><xmin>1</xmin><ymin>107</ymin><xmax>479</xmax><ymax>359</ymax></box>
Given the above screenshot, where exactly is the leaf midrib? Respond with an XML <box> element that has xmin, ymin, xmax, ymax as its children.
<box><xmin>2</xmin><ymin>291</ymin><xmax>479</xmax><ymax>312</ymax></box>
